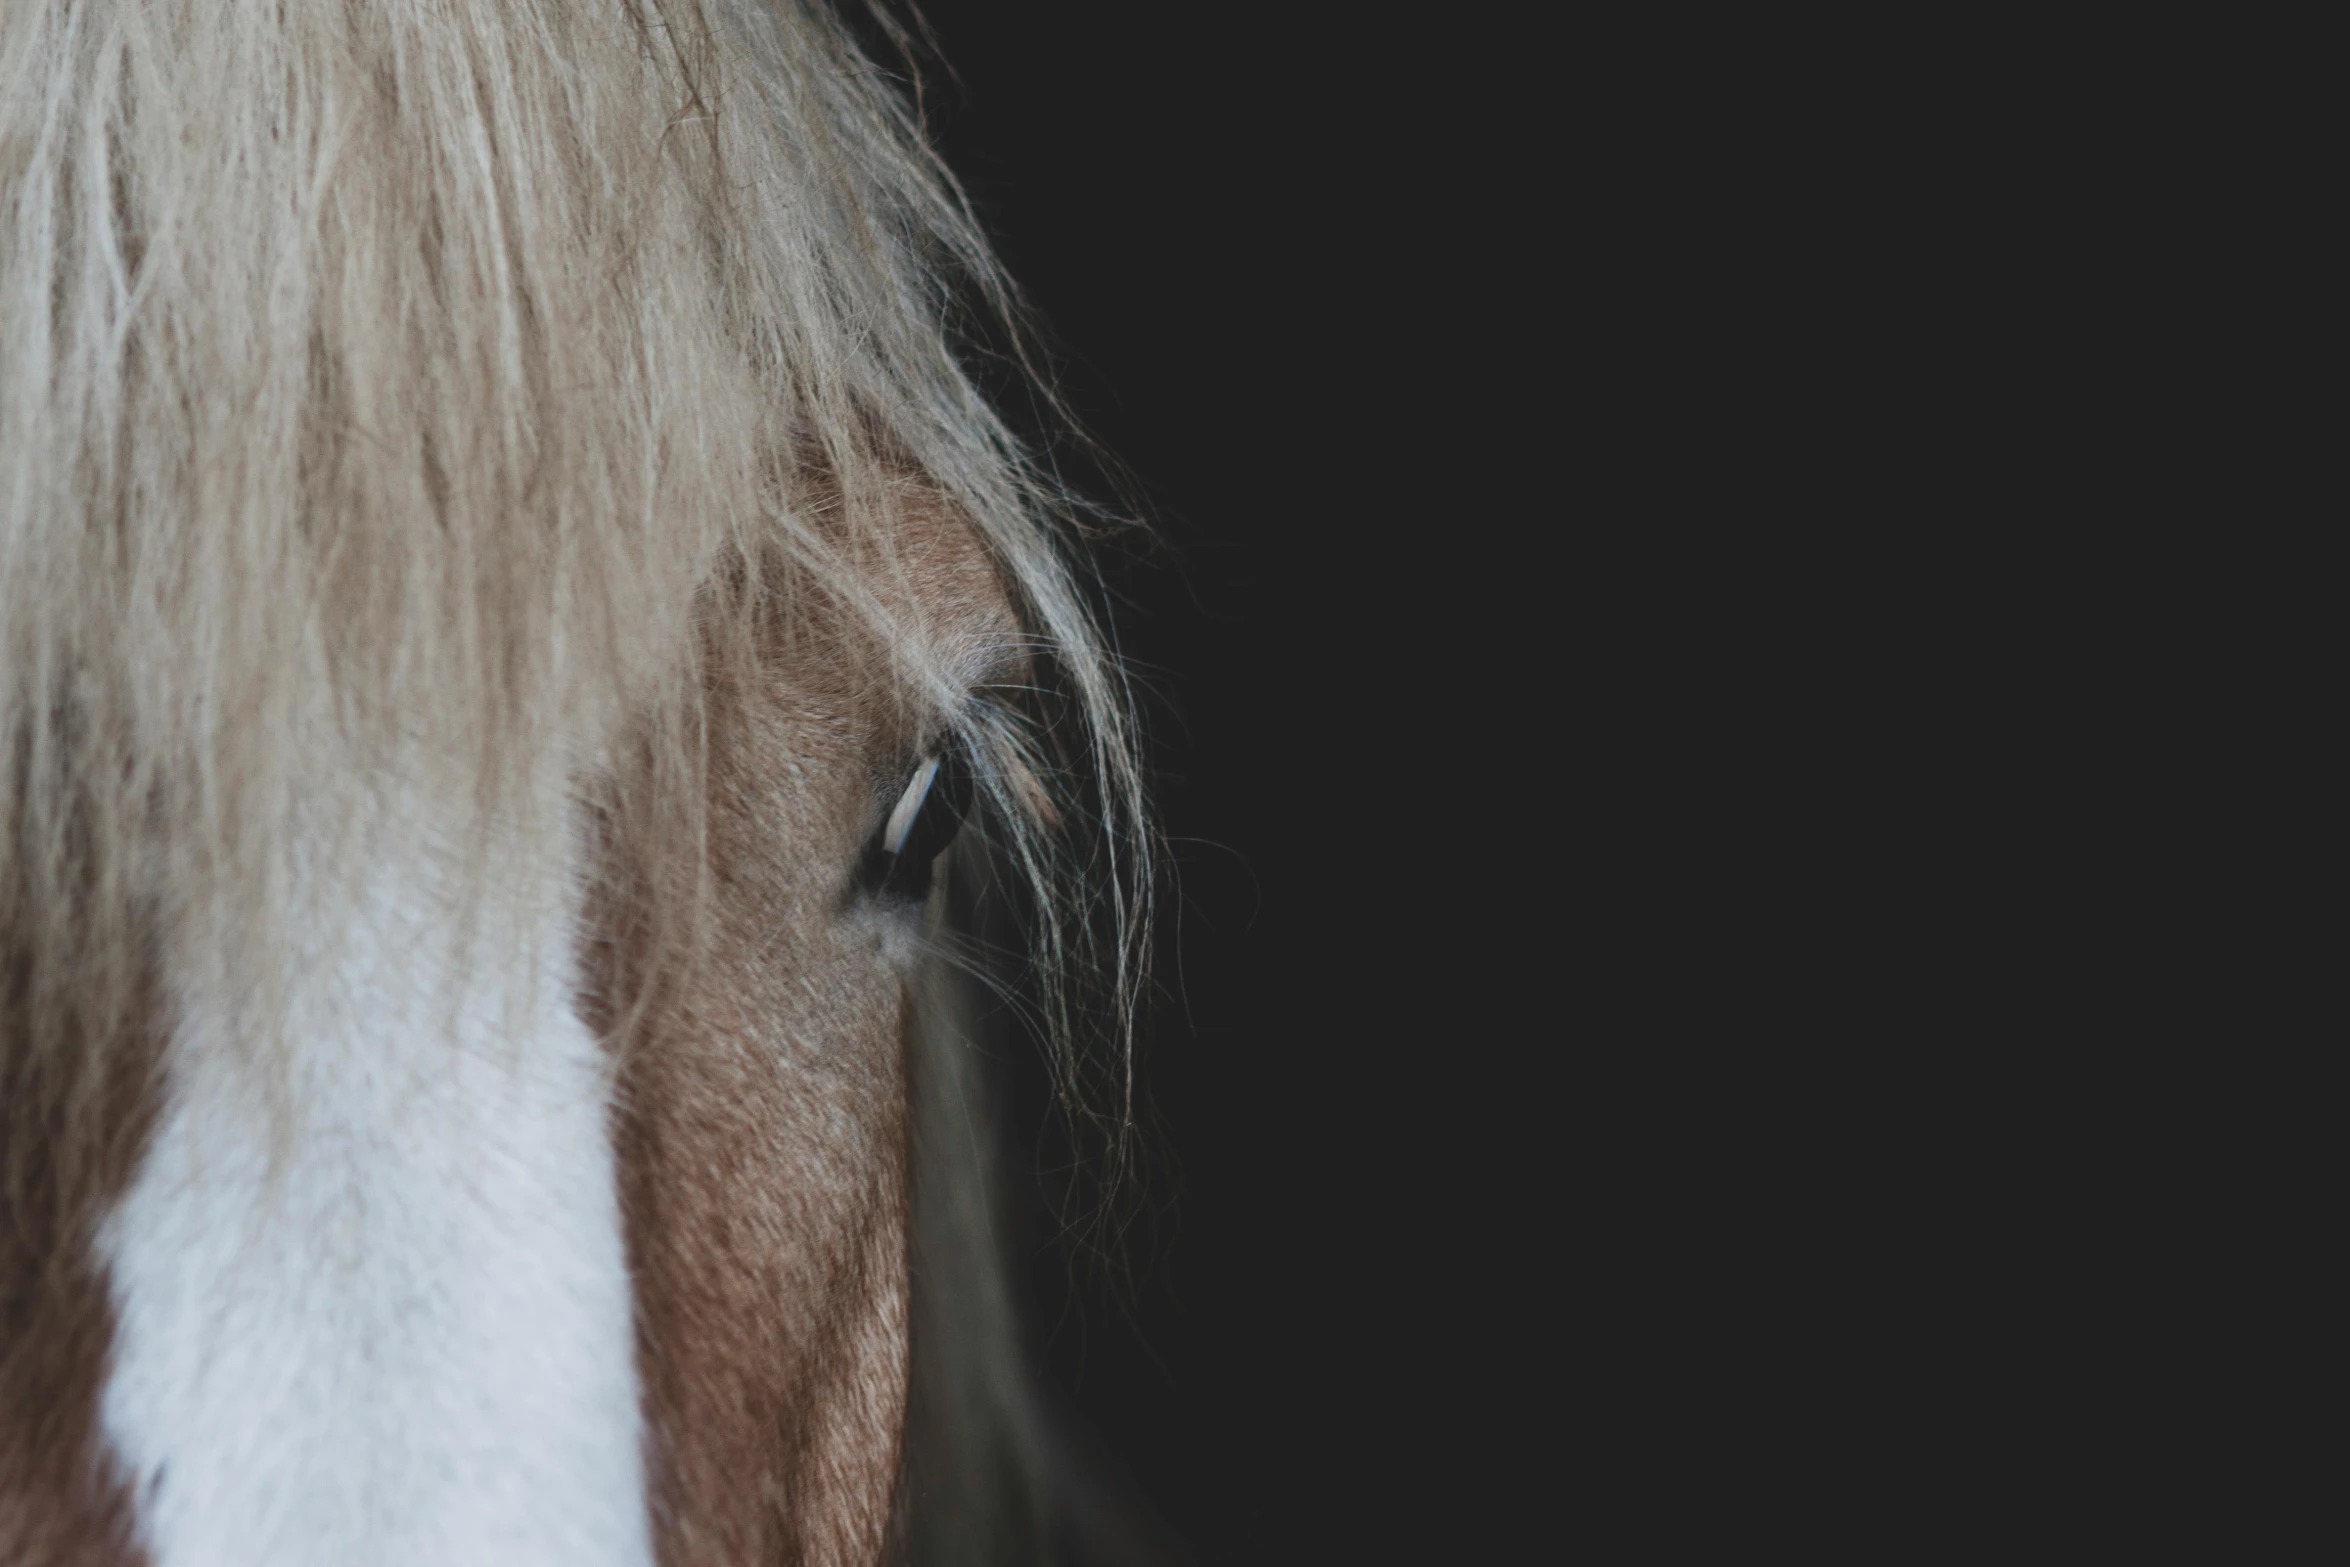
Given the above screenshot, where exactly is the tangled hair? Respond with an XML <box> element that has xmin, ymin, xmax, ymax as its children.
<box><xmin>0</xmin><ymin>0</ymin><xmax>1149</xmax><ymax>1168</ymax></box>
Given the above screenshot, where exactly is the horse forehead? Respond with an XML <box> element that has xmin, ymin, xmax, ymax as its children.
<box><xmin>783</xmin><ymin>492</ymin><xmax>1024</xmax><ymax>703</ymax></box>
<box><xmin>870</xmin><ymin>487</ymin><xmax>1024</xmax><ymax>676</ymax></box>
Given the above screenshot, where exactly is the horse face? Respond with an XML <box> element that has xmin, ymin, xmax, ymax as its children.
<box><xmin>599</xmin><ymin>495</ymin><xmax>1020</xmax><ymax>1566</ymax></box>
<box><xmin>1</xmin><ymin>1</ymin><xmax>1130</xmax><ymax>1557</ymax></box>
<box><xmin>0</xmin><ymin>494</ymin><xmax>1020</xmax><ymax>1567</ymax></box>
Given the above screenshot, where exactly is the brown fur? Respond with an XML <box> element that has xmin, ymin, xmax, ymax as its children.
<box><xmin>0</xmin><ymin>916</ymin><xmax>156</xmax><ymax>1567</ymax></box>
<box><xmin>591</xmin><ymin>496</ymin><xmax>1019</xmax><ymax>1565</ymax></box>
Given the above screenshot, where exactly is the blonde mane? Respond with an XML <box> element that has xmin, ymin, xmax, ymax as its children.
<box><xmin>0</xmin><ymin>0</ymin><xmax>1147</xmax><ymax>1156</ymax></box>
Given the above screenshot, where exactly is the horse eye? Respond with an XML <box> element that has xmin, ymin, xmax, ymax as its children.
<box><xmin>860</xmin><ymin>749</ymin><xmax>970</xmax><ymax>902</ymax></box>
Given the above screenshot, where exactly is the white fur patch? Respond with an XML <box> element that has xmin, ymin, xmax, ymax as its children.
<box><xmin>97</xmin><ymin>791</ymin><xmax>652</xmax><ymax>1567</ymax></box>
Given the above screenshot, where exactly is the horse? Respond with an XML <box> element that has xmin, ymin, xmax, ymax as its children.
<box><xmin>0</xmin><ymin>2</ymin><xmax>1149</xmax><ymax>1562</ymax></box>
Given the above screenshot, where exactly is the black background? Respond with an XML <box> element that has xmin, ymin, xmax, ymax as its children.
<box><xmin>857</xmin><ymin>10</ymin><xmax>2220</xmax><ymax>1560</ymax></box>
<box><xmin>904</xmin><ymin>5</ymin><xmax>1544</xmax><ymax>1560</ymax></box>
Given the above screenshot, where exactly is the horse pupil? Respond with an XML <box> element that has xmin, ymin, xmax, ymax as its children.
<box><xmin>865</xmin><ymin>751</ymin><xmax>969</xmax><ymax>902</ymax></box>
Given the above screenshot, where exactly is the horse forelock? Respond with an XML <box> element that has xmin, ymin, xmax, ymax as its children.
<box><xmin>0</xmin><ymin>1</ymin><xmax>1148</xmax><ymax>1561</ymax></box>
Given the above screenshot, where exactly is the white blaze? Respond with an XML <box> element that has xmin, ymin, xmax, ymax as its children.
<box><xmin>97</xmin><ymin>785</ymin><xmax>652</xmax><ymax>1567</ymax></box>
